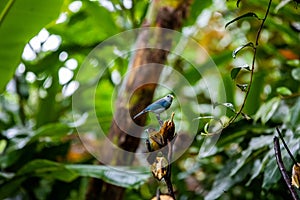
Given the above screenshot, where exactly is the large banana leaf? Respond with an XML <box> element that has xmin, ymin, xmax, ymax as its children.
<box><xmin>0</xmin><ymin>0</ymin><xmax>64</xmax><ymax>93</ymax></box>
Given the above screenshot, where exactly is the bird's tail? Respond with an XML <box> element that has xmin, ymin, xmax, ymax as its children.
<box><xmin>133</xmin><ymin>110</ymin><xmax>147</xmax><ymax>119</ymax></box>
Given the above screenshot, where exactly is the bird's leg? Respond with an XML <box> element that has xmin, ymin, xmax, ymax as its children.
<box><xmin>156</xmin><ymin>114</ymin><xmax>163</xmax><ymax>126</ymax></box>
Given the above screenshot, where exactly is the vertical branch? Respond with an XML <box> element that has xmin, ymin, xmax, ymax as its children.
<box><xmin>228</xmin><ymin>0</ymin><xmax>272</xmax><ymax>125</ymax></box>
<box><xmin>164</xmin><ymin>139</ymin><xmax>175</xmax><ymax>199</ymax></box>
<box><xmin>274</xmin><ymin>136</ymin><xmax>299</xmax><ymax>200</ymax></box>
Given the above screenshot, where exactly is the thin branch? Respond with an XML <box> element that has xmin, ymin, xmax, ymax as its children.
<box><xmin>164</xmin><ymin>139</ymin><xmax>175</xmax><ymax>200</ymax></box>
<box><xmin>228</xmin><ymin>0</ymin><xmax>273</xmax><ymax>125</ymax></box>
<box><xmin>274</xmin><ymin>136</ymin><xmax>300</xmax><ymax>200</ymax></box>
<box><xmin>276</xmin><ymin>127</ymin><xmax>300</xmax><ymax>166</ymax></box>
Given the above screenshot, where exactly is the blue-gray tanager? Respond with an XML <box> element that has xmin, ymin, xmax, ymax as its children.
<box><xmin>133</xmin><ymin>94</ymin><xmax>174</xmax><ymax>123</ymax></box>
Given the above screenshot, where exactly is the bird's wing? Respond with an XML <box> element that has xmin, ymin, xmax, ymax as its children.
<box><xmin>145</xmin><ymin>101</ymin><xmax>164</xmax><ymax>111</ymax></box>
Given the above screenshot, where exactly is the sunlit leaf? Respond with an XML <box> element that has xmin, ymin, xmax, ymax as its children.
<box><xmin>287</xmin><ymin>59</ymin><xmax>300</xmax><ymax>67</ymax></box>
<box><xmin>254</xmin><ymin>97</ymin><xmax>281</xmax><ymax>124</ymax></box>
<box><xmin>225</xmin><ymin>12</ymin><xmax>260</xmax><ymax>29</ymax></box>
<box><xmin>0</xmin><ymin>140</ymin><xmax>7</xmax><ymax>154</ymax></box>
<box><xmin>237</xmin><ymin>0</ymin><xmax>242</xmax><ymax>7</ymax></box>
<box><xmin>276</xmin><ymin>86</ymin><xmax>292</xmax><ymax>96</ymax></box>
<box><xmin>232</xmin><ymin>42</ymin><xmax>254</xmax><ymax>58</ymax></box>
<box><xmin>275</xmin><ymin>0</ymin><xmax>293</xmax><ymax>13</ymax></box>
<box><xmin>292</xmin><ymin>68</ymin><xmax>300</xmax><ymax>81</ymax></box>
<box><xmin>0</xmin><ymin>0</ymin><xmax>64</xmax><ymax>93</ymax></box>
<box><xmin>204</xmin><ymin>122</ymin><xmax>210</xmax><ymax>134</ymax></box>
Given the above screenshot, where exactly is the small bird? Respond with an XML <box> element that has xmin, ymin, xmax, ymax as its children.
<box><xmin>133</xmin><ymin>94</ymin><xmax>174</xmax><ymax>124</ymax></box>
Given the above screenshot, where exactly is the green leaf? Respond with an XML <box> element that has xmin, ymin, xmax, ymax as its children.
<box><xmin>254</xmin><ymin>97</ymin><xmax>281</xmax><ymax>124</ymax></box>
<box><xmin>17</xmin><ymin>159</ymin><xmax>78</xmax><ymax>182</ymax></box>
<box><xmin>231</xmin><ymin>67</ymin><xmax>242</xmax><ymax>80</ymax></box>
<box><xmin>9</xmin><ymin>159</ymin><xmax>150</xmax><ymax>191</ymax></box>
<box><xmin>0</xmin><ymin>0</ymin><xmax>64</xmax><ymax>93</ymax></box>
<box><xmin>275</xmin><ymin>0</ymin><xmax>293</xmax><ymax>13</ymax></box>
<box><xmin>262</xmin><ymin>156</ymin><xmax>281</xmax><ymax>189</ymax></box>
<box><xmin>290</xmin><ymin>98</ymin><xmax>300</xmax><ymax>128</ymax></box>
<box><xmin>0</xmin><ymin>176</ymin><xmax>27</xmax><ymax>199</ymax></box>
<box><xmin>225</xmin><ymin>12</ymin><xmax>260</xmax><ymax>29</ymax></box>
<box><xmin>0</xmin><ymin>148</ymin><xmax>23</xmax><ymax>169</ymax></box>
<box><xmin>276</xmin><ymin>86</ymin><xmax>292</xmax><ymax>96</ymax></box>
<box><xmin>287</xmin><ymin>59</ymin><xmax>300</xmax><ymax>68</ymax></box>
<box><xmin>231</xmin><ymin>65</ymin><xmax>251</xmax><ymax>80</ymax></box>
<box><xmin>205</xmin><ymin>158</ymin><xmax>252</xmax><ymax>200</ymax></box>
<box><xmin>66</xmin><ymin>164</ymin><xmax>150</xmax><ymax>189</ymax></box>
<box><xmin>291</xmin><ymin>68</ymin><xmax>300</xmax><ymax>81</ymax></box>
<box><xmin>229</xmin><ymin>149</ymin><xmax>252</xmax><ymax>176</ymax></box>
<box><xmin>232</xmin><ymin>42</ymin><xmax>254</xmax><ymax>58</ymax></box>
<box><xmin>0</xmin><ymin>139</ymin><xmax>7</xmax><ymax>154</ymax></box>
<box><xmin>29</xmin><ymin>123</ymin><xmax>72</xmax><ymax>143</ymax></box>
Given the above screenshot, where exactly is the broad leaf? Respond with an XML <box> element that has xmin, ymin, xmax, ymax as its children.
<box><xmin>262</xmin><ymin>156</ymin><xmax>281</xmax><ymax>189</ymax></box>
<box><xmin>29</xmin><ymin>123</ymin><xmax>72</xmax><ymax>143</ymax></box>
<box><xmin>254</xmin><ymin>97</ymin><xmax>281</xmax><ymax>124</ymax></box>
<box><xmin>12</xmin><ymin>159</ymin><xmax>150</xmax><ymax>190</ymax></box>
<box><xmin>66</xmin><ymin>164</ymin><xmax>150</xmax><ymax>189</ymax></box>
<box><xmin>0</xmin><ymin>0</ymin><xmax>64</xmax><ymax>93</ymax></box>
<box><xmin>290</xmin><ymin>98</ymin><xmax>300</xmax><ymax>128</ymax></box>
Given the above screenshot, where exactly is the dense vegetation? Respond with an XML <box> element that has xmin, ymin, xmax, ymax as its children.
<box><xmin>0</xmin><ymin>0</ymin><xmax>299</xmax><ymax>199</ymax></box>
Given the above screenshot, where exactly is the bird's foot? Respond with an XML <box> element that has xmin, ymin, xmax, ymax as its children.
<box><xmin>156</xmin><ymin>114</ymin><xmax>163</xmax><ymax>126</ymax></box>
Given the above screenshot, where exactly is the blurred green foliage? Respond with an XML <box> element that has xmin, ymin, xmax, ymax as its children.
<box><xmin>0</xmin><ymin>0</ymin><xmax>300</xmax><ymax>199</ymax></box>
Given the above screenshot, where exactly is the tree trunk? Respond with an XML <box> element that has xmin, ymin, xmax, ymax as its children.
<box><xmin>86</xmin><ymin>1</ymin><xmax>192</xmax><ymax>199</ymax></box>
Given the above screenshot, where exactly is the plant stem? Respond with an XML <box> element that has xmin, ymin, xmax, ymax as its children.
<box><xmin>274</xmin><ymin>136</ymin><xmax>300</xmax><ymax>200</ymax></box>
<box><xmin>228</xmin><ymin>0</ymin><xmax>272</xmax><ymax>125</ymax></box>
<box><xmin>165</xmin><ymin>139</ymin><xmax>175</xmax><ymax>199</ymax></box>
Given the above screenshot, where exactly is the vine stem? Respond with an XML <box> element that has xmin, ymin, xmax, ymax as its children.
<box><xmin>274</xmin><ymin>136</ymin><xmax>300</xmax><ymax>200</ymax></box>
<box><xmin>228</xmin><ymin>0</ymin><xmax>272</xmax><ymax>125</ymax></box>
